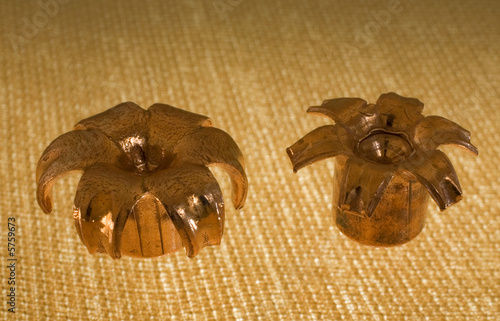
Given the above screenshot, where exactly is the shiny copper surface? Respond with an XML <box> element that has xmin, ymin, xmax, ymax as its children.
<box><xmin>287</xmin><ymin>92</ymin><xmax>478</xmax><ymax>246</ymax></box>
<box><xmin>36</xmin><ymin>102</ymin><xmax>248</xmax><ymax>258</ymax></box>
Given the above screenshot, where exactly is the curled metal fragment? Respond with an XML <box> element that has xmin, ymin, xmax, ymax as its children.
<box><xmin>287</xmin><ymin>92</ymin><xmax>477</xmax><ymax>246</ymax></box>
<box><xmin>36</xmin><ymin>102</ymin><xmax>248</xmax><ymax>258</ymax></box>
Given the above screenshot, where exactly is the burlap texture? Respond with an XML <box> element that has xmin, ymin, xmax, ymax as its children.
<box><xmin>0</xmin><ymin>0</ymin><xmax>498</xmax><ymax>320</ymax></box>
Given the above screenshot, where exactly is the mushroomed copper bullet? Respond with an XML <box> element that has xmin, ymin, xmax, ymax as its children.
<box><xmin>287</xmin><ymin>93</ymin><xmax>478</xmax><ymax>246</ymax></box>
<box><xmin>36</xmin><ymin>102</ymin><xmax>248</xmax><ymax>258</ymax></box>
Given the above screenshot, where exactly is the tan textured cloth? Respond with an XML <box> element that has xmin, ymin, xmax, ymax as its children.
<box><xmin>1</xmin><ymin>0</ymin><xmax>498</xmax><ymax>320</ymax></box>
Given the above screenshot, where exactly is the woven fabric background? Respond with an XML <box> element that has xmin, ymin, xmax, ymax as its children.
<box><xmin>0</xmin><ymin>0</ymin><xmax>498</xmax><ymax>320</ymax></box>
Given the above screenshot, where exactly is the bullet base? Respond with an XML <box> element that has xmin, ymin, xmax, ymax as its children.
<box><xmin>333</xmin><ymin>158</ymin><xmax>430</xmax><ymax>246</ymax></box>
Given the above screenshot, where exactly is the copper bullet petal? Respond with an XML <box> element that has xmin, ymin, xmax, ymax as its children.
<box><xmin>37</xmin><ymin>129</ymin><xmax>123</xmax><ymax>213</ymax></box>
<box><xmin>172</xmin><ymin>126</ymin><xmax>247</xmax><ymax>209</ymax></box>
<box><xmin>307</xmin><ymin>97</ymin><xmax>369</xmax><ymax>125</ymax></box>
<box><xmin>36</xmin><ymin>102</ymin><xmax>247</xmax><ymax>258</ymax></box>
<box><xmin>401</xmin><ymin>150</ymin><xmax>463</xmax><ymax>211</ymax></box>
<box><xmin>145</xmin><ymin>164</ymin><xmax>224</xmax><ymax>258</ymax></box>
<box><xmin>286</xmin><ymin>125</ymin><xmax>354</xmax><ymax>173</ymax></box>
<box><xmin>73</xmin><ymin>163</ymin><xmax>143</xmax><ymax>259</ymax></box>
<box><xmin>413</xmin><ymin>115</ymin><xmax>478</xmax><ymax>154</ymax></box>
